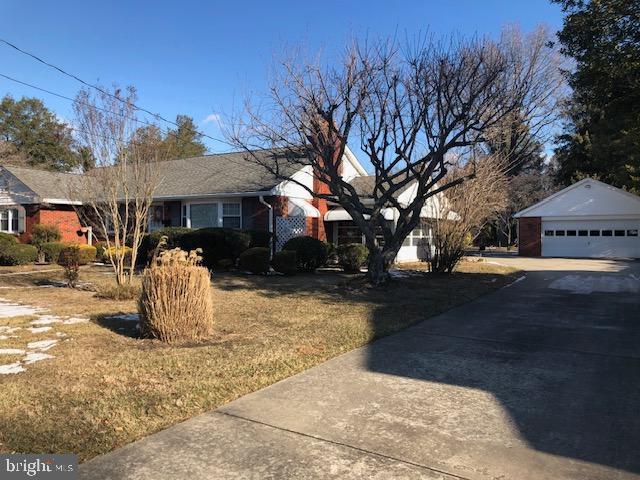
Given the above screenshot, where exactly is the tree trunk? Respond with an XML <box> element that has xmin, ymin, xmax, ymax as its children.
<box><xmin>367</xmin><ymin>249</ymin><xmax>388</xmax><ymax>285</ymax></box>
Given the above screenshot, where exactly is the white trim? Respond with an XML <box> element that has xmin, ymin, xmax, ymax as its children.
<box><xmin>41</xmin><ymin>198</ymin><xmax>82</xmax><ymax>205</ymax></box>
<box><xmin>288</xmin><ymin>197</ymin><xmax>320</xmax><ymax>218</ymax></box>
<box><xmin>0</xmin><ymin>205</ymin><xmax>24</xmax><ymax>234</ymax></box>
<box><xmin>152</xmin><ymin>191</ymin><xmax>270</xmax><ymax>201</ymax></box>
<box><xmin>514</xmin><ymin>178</ymin><xmax>640</xmax><ymax>218</ymax></box>
<box><xmin>343</xmin><ymin>146</ymin><xmax>369</xmax><ymax>176</ymax></box>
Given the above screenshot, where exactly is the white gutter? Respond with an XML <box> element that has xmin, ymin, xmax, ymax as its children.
<box><xmin>259</xmin><ymin>195</ymin><xmax>274</xmax><ymax>258</ymax></box>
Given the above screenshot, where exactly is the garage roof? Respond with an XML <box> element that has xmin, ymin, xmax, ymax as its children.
<box><xmin>514</xmin><ymin>178</ymin><xmax>640</xmax><ymax>218</ymax></box>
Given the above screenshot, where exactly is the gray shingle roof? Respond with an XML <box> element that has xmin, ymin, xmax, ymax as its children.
<box><xmin>348</xmin><ymin>175</ymin><xmax>415</xmax><ymax>199</ymax></box>
<box><xmin>151</xmin><ymin>149</ymin><xmax>303</xmax><ymax>198</ymax></box>
<box><xmin>1</xmin><ymin>165</ymin><xmax>83</xmax><ymax>201</ymax></box>
<box><xmin>1</xmin><ymin>149</ymin><xmax>306</xmax><ymax>203</ymax></box>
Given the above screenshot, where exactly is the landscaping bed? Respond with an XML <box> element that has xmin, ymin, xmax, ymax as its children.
<box><xmin>0</xmin><ymin>261</ymin><xmax>518</xmax><ymax>461</ymax></box>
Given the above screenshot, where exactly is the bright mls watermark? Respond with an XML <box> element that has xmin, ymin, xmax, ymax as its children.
<box><xmin>0</xmin><ymin>455</ymin><xmax>77</xmax><ymax>479</ymax></box>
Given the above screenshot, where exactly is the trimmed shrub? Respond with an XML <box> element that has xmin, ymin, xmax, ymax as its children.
<box><xmin>181</xmin><ymin>228</ymin><xmax>251</xmax><ymax>268</ymax></box>
<box><xmin>95</xmin><ymin>283</ymin><xmax>140</xmax><ymax>300</ymax></box>
<box><xmin>238</xmin><ymin>247</ymin><xmax>270</xmax><ymax>274</ymax></box>
<box><xmin>137</xmin><ymin>227</ymin><xmax>192</xmax><ymax>264</ymax></box>
<box><xmin>216</xmin><ymin>258</ymin><xmax>235</xmax><ymax>271</ymax></box>
<box><xmin>78</xmin><ymin>245</ymin><xmax>97</xmax><ymax>264</ymax></box>
<box><xmin>101</xmin><ymin>246</ymin><xmax>134</xmax><ymax>266</ymax></box>
<box><xmin>95</xmin><ymin>242</ymin><xmax>107</xmax><ymax>262</ymax></box>
<box><xmin>139</xmin><ymin>248</ymin><xmax>214</xmax><ymax>343</ymax></box>
<box><xmin>0</xmin><ymin>243</ymin><xmax>37</xmax><ymax>266</ymax></box>
<box><xmin>246</xmin><ymin>229</ymin><xmax>272</xmax><ymax>248</ymax></box>
<box><xmin>41</xmin><ymin>242</ymin><xmax>66</xmax><ymax>263</ymax></box>
<box><xmin>271</xmin><ymin>250</ymin><xmax>297</xmax><ymax>275</ymax></box>
<box><xmin>0</xmin><ymin>232</ymin><xmax>18</xmax><ymax>245</ymax></box>
<box><xmin>59</xmin><ymin>245</ymin><xmax>96</xmax><ymax>266</ymax></box>
<box><xmin>30</xmin><ymin>225</ymin><xmax>61</xmax><ymax>262</ymax></box>
<box><xmin>57</xmin><ymin>245</ymin><xmax>80</xmax><ymax>287</ymax></box>
<box><xmin>337</xmin><ymin>243</ymin><xmax>369</xmax><ymax>273</ymax></box>
<box><xmin>282</xmin><ymin>236</ymin><xmax>328</xmax><ymax>272</ymax></box>
<box><xmin>138</xmin><ymin>227</ymin><xmax>257</xmax><ymax>268</ymax></box>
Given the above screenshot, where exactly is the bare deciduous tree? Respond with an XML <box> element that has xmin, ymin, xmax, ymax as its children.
<box><xmin>229</xmin><ymin>27</ymin><xmax>562</xmax><ymax>284</ymax></box>
<box><xmin>430</xmin><ymin>155</ymin><xmax>508</xmax><ymax>273</ymax></box>
<box><xmin>71</xmin><ymin>86</ymin><xmax>166</xmax><ymax>285</ymax></box>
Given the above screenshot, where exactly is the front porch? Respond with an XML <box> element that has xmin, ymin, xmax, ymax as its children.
<box><xmin>324</xmin><ymin>208</ymin><xmax>434</xmax><ymax>263</ymax></box>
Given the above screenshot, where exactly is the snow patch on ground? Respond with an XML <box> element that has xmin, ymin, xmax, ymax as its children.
<box><xmin>0</xmin><ymin>300</ymin><xmax>41</xmax><ymax>317</ymax></box>
<box><xmin>62</xmin><ymin>317</ymin><xmax>89</xmax><ymax>324</ymax></box>
<box><xmin>0</xmin><ymin>362</ymin><xmax>25</xmax><ymax>374</ymax></box>
<box><xmin>0</xmin><ymin>348</ymin><xmax>26</xmax><ymax>355</ymax></box>
<box><xmin>28</xmin><ymin>326</ymin><xmax>52</xmax><ymax>333</ymax></box>
<box><xmin>27</xmin><ymin>339</ymin><xmax>58</xmax><ymax>351</ymax></box>
<box><xmin>30</xmin><ymin>316</ymin><xmax>62</xmax><ymax>325</ymax></box>
<box><xmin>549</xmin><ymin>274</ymin><xmax>640</xmax><ymax>295</ymax></box>
<box><xmin>23</xmin><ymin>352</ymin><xmax>54</xmax><ymax>364</ymax></box>
<box><xmin>0</xmin><ymin>326</ymin><xmax>21</xmax><ymax>334</ymax></box>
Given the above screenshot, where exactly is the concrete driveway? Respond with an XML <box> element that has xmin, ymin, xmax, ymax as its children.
<box><xmin>80</xmin><ymin>258</ymin><xmax>640</xmax><ymax>480</ymax></box>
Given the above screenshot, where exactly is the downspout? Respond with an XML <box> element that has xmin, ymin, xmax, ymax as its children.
<box><xmin>259</xmin><ymin>195</ymin><xmax>274</xmax><ymax>259</ymax></box>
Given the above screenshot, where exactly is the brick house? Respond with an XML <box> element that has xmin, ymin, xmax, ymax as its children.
<box><xmin>0</xmin><ymin>147</ymin><xmax>449</xmax><ymax>262</ymax></box>
<box><xmin>0</xmin><ymin>166</ymin><xmax>89</xmax><ymax>244</ymax></box>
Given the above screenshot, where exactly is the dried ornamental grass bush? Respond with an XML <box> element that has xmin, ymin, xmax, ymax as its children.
<box><xmin>138</xmin><ymin>248</ymin><xmax>214</xmax><ymax>343</ymax></box>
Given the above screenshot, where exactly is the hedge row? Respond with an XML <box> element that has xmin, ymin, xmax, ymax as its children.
<box><xmin>138</xmin><ymin>227</ymin><xmax>272</xmax><ymax>268</ymax></box>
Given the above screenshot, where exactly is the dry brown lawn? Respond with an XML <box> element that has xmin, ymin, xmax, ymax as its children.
<box><xmin>0</xmin><ymin>260</ymin><xmax>518</xmax><ymax>461</ymax></box>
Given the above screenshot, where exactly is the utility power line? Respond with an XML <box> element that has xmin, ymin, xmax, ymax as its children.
<box><xmin>0</xmin><ymin>37</ymin><xmax>234</xmax><ymax>150</ymax></box>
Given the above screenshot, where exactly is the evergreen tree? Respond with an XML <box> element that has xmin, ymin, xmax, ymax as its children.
<box><xmin>0</xmin><ymin>95</ymin><xmax>81</xmax><ymax>171</ymax></box>
<box><xmin>553</xmin><ymin>0</ymin><xmax>640</xmax><ymax>192</ymax></box>
<box><xmin>162</xmin><ymin>115</ymin><xmax>207</xmax><ymax>159</ymax></box>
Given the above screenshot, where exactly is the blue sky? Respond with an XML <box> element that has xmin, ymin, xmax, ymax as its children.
<box><xmin>1</xmin><ymin>1</ymin><xmax>564</xmax><ymax>154</ymax></box>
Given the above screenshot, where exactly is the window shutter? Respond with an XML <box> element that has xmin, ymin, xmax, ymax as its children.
<box><xmin>17</xmin><ymin>207</ymin><xmax>25</xmax><ymax>233</ymax></box>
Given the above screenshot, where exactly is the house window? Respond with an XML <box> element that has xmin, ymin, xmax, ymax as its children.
<box><xmin>566</xmin><ymin>230</ymin><xmax>577</xmax><ymax>236</ymax></box>
<box><xmin>544</xmin><ymin>230</ymin><xmax>554</xmax><ymax>236</ymax></box>
<box><xmin>614</xmin><ymin>230</ymin><xmax>625</xmax><ymax>237</ymax></box>
<box><xmin>555</xmin><ymin>230</ymin><xmax>565</xmax><ymax>236</ymax></box>
<box><xmin>190</xmin><ymin>203</ymin><xmax>218</xmax><ymax>228</ymax></box>
<box><xmin>222</xmin><ymin>203</ymin><xmax>241</xmax><ymax>229</ymax></box>
<box><xmin>578</xmin><ymin>230</ymin><xmax>588</xmax><ymax>236</ymax></box>
<box><xmin>590</xmin><ymin>230</ymin><xmax>600</xmax><ymax>236</ymax></box>
<box><xmin>0</xmin><ymin>208</ymin><xmax>19</xmax><ymax>233</ymax></box>
<box><xmin>602</xmin><ymin>230</ymin><xmax>613</xmax><ymax>237</ymax></box>
<box><xmin>337</xmin><ymin>222</ymin><xmax>363</xmax><ymax>245</ymax></box>
<box><xmin>627</xmin><ymin>229</ymin><xmax>638</xmax><ymax>237</ymax></box>
<box><xmin>402</xmin><ymin>225</ymin><xmax>432</xmax><ymax>247</ymax></box>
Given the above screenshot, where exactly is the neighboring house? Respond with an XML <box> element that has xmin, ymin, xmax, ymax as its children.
<box><xmin>514</xmin><ymin>178</ymin><xmax>640</xmax><ymax>258</ymax></box>
<box><xmin>0</xmin><ymin>147</ymin><xmax>450</xmax><ymax>262</ymax></box>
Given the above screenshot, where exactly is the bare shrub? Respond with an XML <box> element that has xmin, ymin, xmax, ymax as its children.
<box><xmin>58</xmin><ymin>245</ymin><xmax>81</xmax><ymax>288</ymax></box>
<box><xmin>138</xmin><ymin>247</ymin><xmax>213</xmax><ymax>343</ymax></box>
<box><xmin>431</xmin><ymin>156</ymin><xmax>509</xmax><ymax>273</ymax></box>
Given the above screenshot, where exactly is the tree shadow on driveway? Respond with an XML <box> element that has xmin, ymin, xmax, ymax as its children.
<box><xmin>363</xmin><ymin>266</ymin><xmax>640</xmax><ymax>477</ymax></box>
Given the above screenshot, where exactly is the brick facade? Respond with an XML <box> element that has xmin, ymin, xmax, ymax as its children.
<box><xmin>518</xmin><ymin>217</ymin><xmax>541</xmax><ymax>257</ymax></box>
<box><xmin>18</xmin><ymin>205</ymin><xmax>87</xmax><ymax>244</ymax></box>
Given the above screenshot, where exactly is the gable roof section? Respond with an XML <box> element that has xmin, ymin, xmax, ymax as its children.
<box><xmin>348</xmin><ymin>175</ymin><xmax>415</xmax><ymax>200</ymax></box>
<box><xmin>514</xmin><ymin>178</ymin><xmax>640</xmax><ymax>218</ymax></box>
<box><xmin>0</xmin><ymin>165</ymin><xmax>82</xmax><ymax>203</ymax></box>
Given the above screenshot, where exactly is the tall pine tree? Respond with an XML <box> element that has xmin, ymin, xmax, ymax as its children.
<box><xmin>553</xmin><ymin>0</ymin><xmax>640</xmax><ymax>192</ymax></box>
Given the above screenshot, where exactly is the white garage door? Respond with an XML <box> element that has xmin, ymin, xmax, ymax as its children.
<box><xmin>542</xmin><ymin>219</ymin><xmax>640</xmax><ymax>258</ymax></box>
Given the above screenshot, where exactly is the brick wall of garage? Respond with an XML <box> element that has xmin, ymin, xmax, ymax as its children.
<box><xmin>518</xmin><ymin>216</ymin><xmax>541</xmax><ymax>256</ymax></box>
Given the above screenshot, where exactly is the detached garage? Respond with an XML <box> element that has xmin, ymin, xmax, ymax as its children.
<box><xmin>514</xmin><ymin>178</ymin><xmax>640</xmax><ymax>259</ymax></box>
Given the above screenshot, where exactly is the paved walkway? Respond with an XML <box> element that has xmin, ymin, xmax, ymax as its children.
<box><xmin>80</xmin><ymin>259</ymin><xmax>640</xmax><ymax>480</ymax></box>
